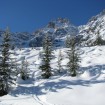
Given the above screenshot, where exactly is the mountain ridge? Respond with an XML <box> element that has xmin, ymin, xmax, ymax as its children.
<box><xmin>0</xmin><ymin>10</ymin><xmax>105</xmax><ymax>47</ymax></box>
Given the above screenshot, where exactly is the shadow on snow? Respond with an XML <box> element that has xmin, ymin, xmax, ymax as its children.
<box><xmin>10</xmin><ymin>64</ymin><xmax>105</xmax><ymax>96</ymax></box>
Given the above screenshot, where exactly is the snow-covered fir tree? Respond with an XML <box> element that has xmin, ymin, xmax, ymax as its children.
<box><xmin>19</xmin><ymin>58</ymin><xmax>29</xmax><ymax>80</ymax></box>
<box><xmin>66</xmin><ymin>36</ymin><xmax>80</xmax><ymax>77</ymax></box>
<box><xmin>65</xmin><ymin>35</ymin><xmax>71</xmax><ymax>48</ymax></box>
<box><xmin>94</xmin><ymin>31</ymin><xmax>104</xmax><ymax>46</ymax></box>
<box><xmin>39</xmin><ymin>34</ymin><xmax>53</xmax><ymax>79</ymax></box>
<box><xmin>0</xmin><ymin>28</ymin><xmax>16</xmax><ymax>96</ymax></box>
<box><xmin>57</xmin><ymin>49</ymin><xmax>63</xmax><ymax>73</ymax></box>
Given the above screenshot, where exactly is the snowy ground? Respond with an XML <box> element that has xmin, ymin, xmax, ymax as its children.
<box><xmin>0</xmin><ymin>46</ymin><xmax>105</xmax><ymax>105</ymax></box>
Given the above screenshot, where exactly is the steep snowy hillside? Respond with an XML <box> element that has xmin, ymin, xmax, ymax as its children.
<box><xmin>79</xmin><ymin>10</ymin><xmax>105</xmax><ymax>46</ymax></box>
<box><xmin>0</xmin><ymin>46</ymin><xmax>105</xmax><ymax>105</ymax></box>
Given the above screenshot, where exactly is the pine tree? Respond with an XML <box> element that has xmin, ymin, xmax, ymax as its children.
<box><xmin>39</xmin><ymin>34</ymin><xmax>52</xmax><ymax>79</ymax></box>
<box><xmin>19</xmin><ymin>59</ymin><xmax>29</xmax><ymax>80</ymax></box>
<box><xmin>0</xmin><ymin>28</ymin><xmax>16</xmax><ymax>96</ymax></box>
<box><xmin>66</xmin><ymin>36</ymin><xmax>80</xmax><ymax>77</ymax></box>
<box><xmin>57</xmin><ymin>49</ymin><xmax>63</xmax><ymax>73</ymax></box>
<box><xmin>19</xmin><ymin>41</ymin><xmax>22</xmax><ymax>50</ymax></box>
<box><xmin>94</xmin><ymin>31</ymin><xmax>103</xmax><ymax>46</ymax></box>
<box><xmin>65</xmin><ymin>35</ymin><xmax>71</xmax><ymax>48</ymax></box>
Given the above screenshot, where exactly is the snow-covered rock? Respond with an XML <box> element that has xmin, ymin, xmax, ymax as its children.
<box><xmin>78</xmin><ymin>10</ymin><xmax>105</xmax><ymax>46</ymax></box>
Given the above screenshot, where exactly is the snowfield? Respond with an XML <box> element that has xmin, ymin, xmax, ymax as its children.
<box><xmin>0</xmin><ymin>46</ymin><xmax>105</xmax><ymax>105</ymax></box>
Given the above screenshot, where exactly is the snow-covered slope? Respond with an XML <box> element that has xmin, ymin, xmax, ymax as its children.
<box><xmin>0</xmin><ymin>46</ymin><xmax>105</xmax><ymax>105</ymax></box>
<box><xmin>79</xmin><ymin>10</ymin><xmax>105</xmax><ymax>46</ymax></box>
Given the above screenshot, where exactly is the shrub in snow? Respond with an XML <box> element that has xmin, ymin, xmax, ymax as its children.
<box><xmin>57</xmin><ymin>49</ymin><xmax>63</xmax><ymax>73</ymax></box>
<box><xmin>0</xmin><ymin>80</ymin><xmax>8</xmax><ymax>96</ymax></box>
<box><xmin>19</xmin><ymin>59</ymin><xmax>30</xmax><ymax>80</ymax></box>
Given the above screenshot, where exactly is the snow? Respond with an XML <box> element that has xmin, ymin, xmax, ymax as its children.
<box><xmin>78</xmin><ymin>10</ymin><xmax>105</xmax><ymax>47</ymax></box>
<box><xmin>0</xmin><ymin>46</ymin><xmax>105</xmax><ymax>105</ymax></box>
<box><xmin>47</xmin><ymin>83</ymin><xmax>105</xmax><ymax>105</ymax></box>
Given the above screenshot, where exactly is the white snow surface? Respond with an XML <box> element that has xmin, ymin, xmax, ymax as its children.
<box><xmin>0</xmin><ymin>46</ymin><xmax>105</xmax><ymax>105</ymax></box>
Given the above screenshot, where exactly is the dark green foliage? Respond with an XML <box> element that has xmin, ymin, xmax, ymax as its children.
<box><xmin>66</xmin><ymin>36</ymin><xmax>80</xmax><ymax>77</ymax></box>
<box><xmin>65</xmin><ymin>35</ymin><xmax>71</xmax><ymax>48</ymax></box>
<box><xmin>93</xmin><ymin>31</ymin><xmax>105</xmax><ymax>45</ymax></box>
<box><xmin>20</xmin><ymin>60</ymin><xmax>29</xmax><ymax>80</ymax></box>
<box><xmin>39</xmin><ymin>34</ymin><xmax>52</xmax><ymax>79</ymax></box>
<box><xmin>0</xmin><ymin>28</ymin><xmax>16</xmax><ymax>96</ymax></box>
<box><xmin>0</xmin><ymin>81</ymin><xmax>8</xmax><ymax>96</ymax></box>
<box><xmin>57</xmin><ymin>49</ymin><xmax>63</xmax><ymax>73</ymax></box>
<box><xmin>65</xmin><ymin>35</ymin><xmax>79</xmax><ymax>47</ymax></box>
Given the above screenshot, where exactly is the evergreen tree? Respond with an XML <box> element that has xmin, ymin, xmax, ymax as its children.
<box><xmin>65</xmin><ymin>35</ymin><xmax>71</xmax><ymax>48</ymax></box>
<box><xmin>94</xmin><ymin>31</ymin><xmax>103</xmax><ymax>45</ymax></box>
<box><xmin>19</xmin><ymin>41</ymin><xmax>22</xmax><ymax>50</ymax></box>
<box><xmin>19</xmin><ymin>59</ymin><xmax>29</xmax><ymax>80</ymax></box>
<box><xmin>0</xmin><ymin>28</ymin><xmax>16</xmax><ymax>96</ymax></box>
<box><xmin>39</xmin><ymin>34</ymin><xmax>52</xmax><ymax>79</ymax></box>
<box><xmin>57</xmin><ymin>49</ymin><xmax>63</xmax><ymax>73</ymax></box>
<box><xmin>66</xmin><ymin>36</ymin><xmax>80</xmax><ymax>77</ymax></box>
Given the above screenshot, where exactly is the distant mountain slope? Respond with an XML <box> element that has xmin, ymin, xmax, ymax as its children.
<box><xmin>0</xmin><ymin>18</ymin><xmax>78</xmax><ymax>48</ymax></box>
<box><xmin>0</xmin><ymin>10</ymin><xmax>105</xmax><ymax>47</ymax></box>
<box><xmin>30</xmin><ymin>18</ymin><xmax>78</xmax><ymax>47</ymax></box>
<box><xmin>78</xmin><ymin>10</ymin><xmax>105</xmax><ymax>46</ymax></box>
<box><xmin>0</xmin><ymin>30</ymin><xmax>34</xmax><ymax>48</ymax></box>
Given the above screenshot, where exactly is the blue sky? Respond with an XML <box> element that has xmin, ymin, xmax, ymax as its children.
<box><xmin>0</xmin><ymin>0</ymin><xmax>105</xmax><ymax>32</ymax></box>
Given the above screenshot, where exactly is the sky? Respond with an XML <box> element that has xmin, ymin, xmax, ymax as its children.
<box><xmin>0</xmin><ymin>0</ymin><xmax>105</xmax><ymax>32</ymax></box>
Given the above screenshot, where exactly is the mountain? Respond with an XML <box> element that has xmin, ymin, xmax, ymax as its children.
<box><xmin>0</xmin><ymin>30</ymin><xmax>34</xmax><ymax>48</ymax></box>
<box><xmin>78</xmin><ymin>10</ymin><xmax>105</xmax><ymax>46</ymax></box>
<box><xmin>30</xmin><ymin>18</ymin><xmax>78</xmax><ymax>47</ymax></box>
<box><xmin>0</xmin><ymin>10</ymin><xmax>105</xmax><ymax>48</ymax></box>
<box><xmin>11</xmin><ymin>32</ymin><xmax>34</xmax><ymax>48</ymax></box>
<box><xmin>25</xmin><ymin>11</ymin><xmax>105</xmax><ymax>47</ymax></box>
<box><xmin>0</xmin><ymin>18</ymin><xmax>78</xmax><ymax>48</ymax></box>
